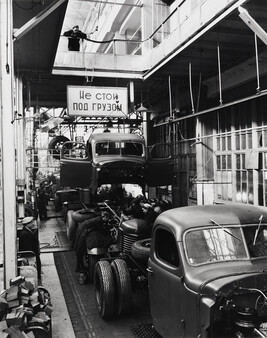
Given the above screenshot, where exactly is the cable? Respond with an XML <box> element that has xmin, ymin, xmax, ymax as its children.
<box><xmin>60</xmin><ymin>4</ymin><xmax>179</xmax><ymax>45</ymax></box>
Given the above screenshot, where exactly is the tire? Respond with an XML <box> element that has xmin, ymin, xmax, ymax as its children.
<box><xmin>111</xmin><ymin>259</ymin><xmax>132</xmax><ymax>316</ymax></box>
<box><xmin>131</xmin><ymin>238</ymin><xmax>151</xmax><ymax>262</ymax></box>
<box><xmin>94</xmin><ymin>260</ymin><xmax>116</xmax><ymax>319</ymax></box>
<box><xmin>66</xmin><ymin>210</ymin><xmax>77</xmax><ymax>240</ymax></box>
<box><xmin>48</xmin><ymin>135</ymin><xmax>71</xmax><ymax>160</ymax></box>
<box><xmin>72</xmin><ymin>209</ymin><xmax>95</xmax><ymax>223</ymax></box>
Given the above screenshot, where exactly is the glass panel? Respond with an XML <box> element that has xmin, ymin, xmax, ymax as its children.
<box><xmin>258</xmin><ymin>170</ymin><xmax>263</xmax><ymax>206</ymax></box>
<box><xmin>258</xmin><ymin>131</ymin><xmax>263</xmax><ymax>148</ymax></box>
<box><xmin>227</xmin><ymin>136</ymin><xmax>231</xmax><ymax>150</ymax></box>
<box><xmin>264</xmin><ymin>130</ymin><xmax>267</xmax><ymax>147</ymax></box>
<box><xmin>95</xmin><ymin>142</ymin><xmax>120</xmax><ymax>155</ymax></box>
<box><xmin>241</xmin><ymin>154</ymin><xmax>245</xmax><ymax>169</ymax></box>
<box><xmin>236</xmin><ymin>134</ymin><xmax>240</xmax><ymax>150</ymax></box>
<box><xmin>216</xmin><ymin>156</ymin><xmax>221</xmax><ymax>170</ymax></box>
<box><xmin>236</xmin><ymin>171</ymin><xmax>241</xmax><ymax>202</ymax></box>
<box><xmin>185</xmin><ymin>227</ymin><xmax>247</xmax><ymax>265</ymax></box>
<box><xmin>247</xmin><ymin>132</ymin><xmax>252</xmax><ymax>149</ymax></box>
<box><xmin>217</xmin><ymin>172</ymin><xmax>222</xmax><ymax>199</ymax></box>
<box><xmin>216</xmin><ymin>137</ymin><xmax>220</xmax><ymax>151</ymax></box>
<box><xmin>248</xmin><ymin>170</ymin><xmax>253</xmax><ymax>204</ymax></box>
<box><xmin>122</xmin><ymin>142</ymin><xmax>143</xmax><ymax>156</ymax></box>
<box><xmin>236</xmin><ymin>154</ymin><xmax>240</xmax><ymax>170</ymax></box>
<box><xmin>241</xmin><ymin>134</ymin><xmax>246</xmax><ymax>150</ymax></box>
<box><xmin>264</xmin><ymin>171</ymin><xmax>267</xmax><ymax>206</ymax></box>
<box><xmin>227</xmin><ymin>171</ymin><xmax>232</xmax><ymax>201</ymax></box>
<box><xmin>242</xmin><ymin>171</ymin><xmax>247</xmax><ymax>203</ymax></box>
<box><xmin>155</xmin><ymin>228</ymin><xmax>179</xmax><ymax>267</ymax></box>
<box><xmin>243</xmin><ymin>226</ymin><xmax>267</xmax><ymax>257</ymax></box>
<box><xmin>221</xmin><ymin>137</ymin><xmax>226</xmax><ymax>151</ymax></box>
<box><xmin>222</xmin><ymin>155</ymin><xmax>226</xmax><ymax>170</ymax></box>
<box><xmin>227</xmin><ymin>155</ymin><xmax>232</xmax><ymax>170</ymax></box>
<box><xmin>264</xmin><ymin>153</ymin><xmax>267</xmax><ymax>169</ymax></box>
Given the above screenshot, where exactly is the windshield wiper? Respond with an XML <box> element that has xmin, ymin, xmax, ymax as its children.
<box><xmin>253</xmin><ymin>215</ymin><xmax>264</xmax><ymax>245</ymax></box>
<box><xmin>210</xmin><ymin>219</ymin><xmax>241</xmax><ymax>241</ymax></box>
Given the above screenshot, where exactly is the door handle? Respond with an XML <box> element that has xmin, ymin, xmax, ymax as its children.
<box><xmin>146</xmin><ymin>266</ymin><xmax>153</xmax><ymax>275</ymax></box>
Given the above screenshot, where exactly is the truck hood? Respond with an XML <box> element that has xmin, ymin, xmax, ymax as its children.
<box><xmin>185</xmin><ymin>260</ymin><xmax>267</xmax><ymax>295</ymax></box>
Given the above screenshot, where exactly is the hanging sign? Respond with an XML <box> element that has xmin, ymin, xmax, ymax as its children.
<box><xmin>67</xmin><ymin>86</ymin><xmax>128</xmax><ymax>117</ymax></box>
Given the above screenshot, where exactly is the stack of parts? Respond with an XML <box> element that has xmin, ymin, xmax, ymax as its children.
<box><xmin>0</xmin><ymin>276</ymin><xmax>53</xmax><ymax>337</ymax></box>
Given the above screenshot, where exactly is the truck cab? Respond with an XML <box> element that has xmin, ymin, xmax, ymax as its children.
<box><xmin>148</xmin><ymin>204</ymin><xmax>267</xmax><ymax>338</ymax></box>
<box><xmin>60</xmin><ymin>132</ymin><xmax>173</xmax><ymax>195</ymax></box>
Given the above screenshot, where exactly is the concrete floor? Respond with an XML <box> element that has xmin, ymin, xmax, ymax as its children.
<box><xmin>38</xmin><ymin>208</ymin><xmax>75</xmax><ymax>338</ymax></box>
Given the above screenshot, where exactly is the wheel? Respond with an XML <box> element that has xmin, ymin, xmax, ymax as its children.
<box><xmin>72</xmin><ymin>209</ymin><xmax>95</xmax><ymax>223</ymax></box>
<box><xmin>86</xmin><ymin>254</ymin><xmax>100</xmax><ymax>283</ymax></box>
<box><xmin>66</xmin><ymin>210</ymin><xmax>77</xmax><ymax>240</ymax></box>
<box><xmin>48</xmin><ymin>135</ymin><xmax>71</xmax><ymax>160</ymax></box>
<box><xmin>94</xmin><ymin>260</ymin><xmax>116</xmax><ymax>319</ymax></box>
<box><xmin>111</xmin><ymin>259</ymin><xmax>132</xmax><ymax>315</ymax></box>
<box><xmin>131</xmin><ymin>238</ymin><xmax>151</xmax><ymax>262</ymax></box>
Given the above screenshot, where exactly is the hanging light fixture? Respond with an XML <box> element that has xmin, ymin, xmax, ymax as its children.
<box><xmin>136</xmin><ymin>103</ymin><xmax>148</xmax><ymax>113</ymax></box>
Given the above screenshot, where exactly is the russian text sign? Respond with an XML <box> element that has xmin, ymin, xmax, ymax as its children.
<box><xmin>67</xmin><ymin>86</ymin><xmax>128</xmax><ymax>117</ymax></box>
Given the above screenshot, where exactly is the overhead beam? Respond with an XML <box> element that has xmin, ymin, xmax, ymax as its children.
<box><xmin>238</xmin><ymin>6</ymin><xmax>267</xmax><ymax>46</ymax></box>
<box><xmin>79</xmin><ymin>0</ymin><xmax>143</xmax><ymax>7</ymax></box>
<box><xmin>13</xmin><ymin>0</ymin><xmax>67</xmax><ymax>41</ymax></box>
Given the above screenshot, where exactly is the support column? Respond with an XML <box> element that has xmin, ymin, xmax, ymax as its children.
<box><xmin>1</xmin><ymin>0</ymin><xmax>17</xmax><ymax>287</ymax></box>
<box><xmin>195</xmin><ymin>117</ymin><xmax>203</xmax><ymax>205</ymax></box>
<box><xmin>141</xmin><ymin>0</ymin><xmax>153</xmax><ymax>54</ymax></box>
<box><xmin>15</xmin><ymin>78</ymin><xmax>26</xmax><ymax>219</ymax></box>
<box><xmin>129</xmin><ymin>81</ymin><xmax>135</xmax><ymax>114</ymax></box>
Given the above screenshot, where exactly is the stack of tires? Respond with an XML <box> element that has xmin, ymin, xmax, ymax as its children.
<box><xmin>66</xmin><ymin>208</ymin><xmax>101</xmax><ymax>282</ymax></box>
<box><xmin>66</xmin><ymin>208</ymin><xmax>96</xmax><ymax>243</ymax></box>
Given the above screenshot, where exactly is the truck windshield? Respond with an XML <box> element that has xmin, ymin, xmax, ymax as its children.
<box><xmin>95</xmin><ymin>141</ymin><xmax>143</xmax><ymax>156</ymax></box>
<box><xmin>185</xmin><ymin>225</ymin><xmax>267</xmax><ymax>265</ymax></box>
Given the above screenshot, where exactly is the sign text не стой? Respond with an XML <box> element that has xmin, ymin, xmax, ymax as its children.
<box><xmin>67</xmin><ymin>86</ymin><xmax>128</xmax><ymax>117</ymax></box>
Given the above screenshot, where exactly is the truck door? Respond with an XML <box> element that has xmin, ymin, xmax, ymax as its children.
<box><xmin>148</xmin><ymin>226</ymin><xmax>183</xmax><ymax>338</ymax></box>
<box><xmin>146</xmin><ymin>143</ymin><xmax>174</xmax><ymax>186</ymax></box>
<box><xmin>60</xmin><ymin>141</ymin><xmax>92</xmax><ymax>188</ymax></box>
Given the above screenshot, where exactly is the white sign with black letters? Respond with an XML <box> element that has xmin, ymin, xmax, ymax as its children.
<box><xmin>67</xmin><ymin>86</ymin><xmax>128</xmax><ymax>117</ymax></box>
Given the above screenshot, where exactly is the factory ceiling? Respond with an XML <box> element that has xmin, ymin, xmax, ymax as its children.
<box><xmin>13</xmin><ymin>0</ymin><xmax>267</xmax><ymax>113</ymax></box>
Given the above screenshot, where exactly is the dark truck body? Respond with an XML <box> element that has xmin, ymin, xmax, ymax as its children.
<box><xmin>60</xmin><ymin>132</ymin><xmax>173</xmax><ymax>194</ymax></box>
<box><xmin>148</xmin><ymin>204</ymin><xmax>267</xmax><ymax>338</ymax></box>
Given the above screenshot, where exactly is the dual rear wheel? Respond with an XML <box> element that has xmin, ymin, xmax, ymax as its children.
<box><xmin>94</xmin><ymin>259</ymin><xmax>132</xmax><ymax>319</ymax></box>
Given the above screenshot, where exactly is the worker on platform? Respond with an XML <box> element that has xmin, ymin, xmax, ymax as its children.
<box><xmin>63</xmin><ymin>25</ymin><xmax>87</xmax><ymax>51</ymax></box>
